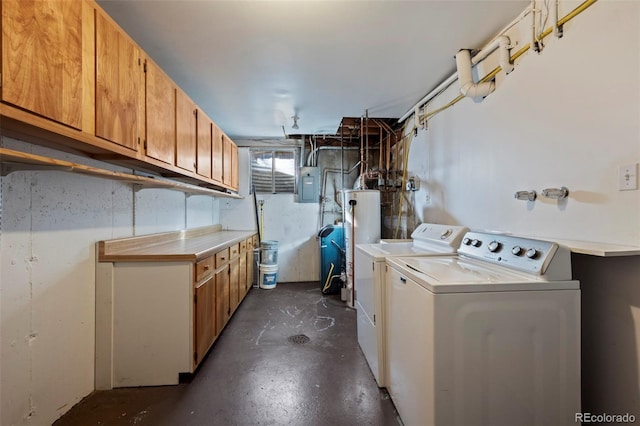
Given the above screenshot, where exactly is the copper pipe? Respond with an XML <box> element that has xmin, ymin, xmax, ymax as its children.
<box><xmin>385</xmin><ymin>131</ymin><xmax>390</xmax><ymax>189</ymax></box>
<box><xmin>365</xmin><ymin>110</ymin><xmax>369</xmax><ymax>178</ymax></box>
<box><xmin>359</xmin><ymin>116</ymin><xmax>364</xmax><ymax>187</ymax></box>
<box><xmin>378</xmin><ymin>124</ymin><xmax>382</xmax><ymax>179</ymax></box>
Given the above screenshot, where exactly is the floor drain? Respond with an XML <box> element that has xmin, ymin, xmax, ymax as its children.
<box><xmin>288</xmin><ymin>334</ymin><xmax>310</xmax><ymax>344</ymax></box>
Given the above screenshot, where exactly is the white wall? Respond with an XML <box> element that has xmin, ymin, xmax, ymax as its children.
<box><xmin>0</xmin><ymin>137</ymin><xmax>220</xmax><ymax>425</ymax></box>
<box><xmin>402</xmin><ymin>0</ymin><xmax>640</xmax><ymax>416</ymax></box>
<box><xmin>407</xmin><ymin>0</ymin><xmax>640</xmax><ymax>245</ymax></box>
<box><xmin>221</xmin><ymin>147</ymin><xmax>359</xmax><ymax>282</ymax></box>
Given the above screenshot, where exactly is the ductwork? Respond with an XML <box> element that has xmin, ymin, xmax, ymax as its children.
<box><xmin>455</xmin><ymin>35</ymin><xmax>513</xmax><ymax>99</ymax></box>
<box><xmin>455</xmin><ymin>49</ymin><xmax>495</xmax><ymax>99</ymax></box>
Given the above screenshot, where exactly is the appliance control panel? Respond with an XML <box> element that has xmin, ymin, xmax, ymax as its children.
<box><xmin>458</xmin><ymin>232</ymin><xmax>559</xmax><ymax>275</ymax></box>
<box><xmin>411</xmin><ymin>223</ymin><xmax>468</xmax><ymax>243</ymax></box>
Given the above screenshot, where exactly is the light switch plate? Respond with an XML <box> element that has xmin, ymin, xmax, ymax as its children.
<box><xmin>619</xmin><ymin>163</ymin><xmax>638</xmax><ymax>191</ymax></box>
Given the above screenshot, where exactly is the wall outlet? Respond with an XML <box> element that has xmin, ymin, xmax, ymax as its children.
<box><xmin>619</xmin><ymin>163</ymin><xmax>638</xmax><ymax>191</ymax></box>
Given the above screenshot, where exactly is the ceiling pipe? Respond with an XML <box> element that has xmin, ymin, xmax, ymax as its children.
<box><xmin>306</xmin><ymin>146</ymin><xmax>364</xmax><ymax>168</ymax></box>
<box><xmin>455</xmin><ymin>35</ymin><xmax>512</xmax><ymax>99</ymax></box>
<box><xmin>456</xmin><ymin>49</ymin><xmax>495</xmax><ymax>99</ymax></box>
<box><xmin>473</xmin><ymin>35</ymin><xmax>514</xmax><ymax>74</ymax></box>
<box><xmin>552</xmin><ymin>0</ymin><xmax>563</xmax><ymax>38</ymax></box>
<box><xmin>398</xmin><ymin>25</ymin><xmax>518</xmax><ymax>123</ymax></box>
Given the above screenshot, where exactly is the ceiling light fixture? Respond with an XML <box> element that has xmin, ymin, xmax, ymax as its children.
<box><xmin>291</xmin><ymin>115</ymin><xmax>299</xmax><ymax>130</ymax></box>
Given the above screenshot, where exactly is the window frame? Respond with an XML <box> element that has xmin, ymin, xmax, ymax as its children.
<box><xmin>250</xmin><ymin>148</ymin><xmax>299</xmax><ymax>194</ymax></box>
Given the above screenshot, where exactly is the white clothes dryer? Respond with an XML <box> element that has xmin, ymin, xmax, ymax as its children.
<box><xmin>354</xmin><ymin>223</ymin><xmax>468</xmax><ymax>387</ymax></box>
<box><xmin>385</xmin><ymin>232</ymin><xmax>581</xmax><ymax>426</ymax></box>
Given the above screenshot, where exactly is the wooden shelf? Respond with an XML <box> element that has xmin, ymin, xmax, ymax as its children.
<box><xmin>0</xmin><ymin>147</ymin><xmax>242</xmax><ymax>199</ymax></box>
<box><xmin>551</xmin><ymin>238</ymin><xmax>640</xmax><ymax>257</ymax></box>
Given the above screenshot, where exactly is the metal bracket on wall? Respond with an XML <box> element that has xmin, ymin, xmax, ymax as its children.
<box><xmin>541</xmin><ymin>187</ymin><xmax>569</xmax><ymax>200</ymax></box>
<box><xmin>514</xmin><ymin>190</ymin><xmax>537</xmax><ymax>201</ymax></box>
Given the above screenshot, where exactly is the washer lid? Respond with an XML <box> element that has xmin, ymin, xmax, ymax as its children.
<box><xmin>356</xmin><ymin>242</ymin><xmax>451</xmax><ymax>260</ymax></box>
<box><xmin>386</xmin><ymin>256</ymin><xmax>579</xmax><ymax>293</ymax></box>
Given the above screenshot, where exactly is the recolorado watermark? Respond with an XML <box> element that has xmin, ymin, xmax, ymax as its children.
<box><xmin>576</xmin><ymin>412</ymin><xmax>636</xmax><ymax>423</ymax></box>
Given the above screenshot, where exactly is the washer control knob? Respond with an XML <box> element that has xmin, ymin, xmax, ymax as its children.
<box><xmin>471</xmin><ymin>239</ymin><xmax>481</xmax><ymax>247</ymax></box>
<box><xmin>462</xmin><ymin>237</ymin><xmax>472</xmax><ymax>246</ymax></box>
<box><xmin>440</xmin><ymin>229</ymin><xmax>453</xmax><ymax>239</ymax></box>
<box><xmin>488</xmin><ymin>241</ymin><xmax>501</xmax><ymax>252</ymax></box>
<box><xmin>526</xmin><ymin>248</ymin><xmax>539</xmax><ymax>259</ymax></box>
<box><xmin>512</xmin><ymin>246</ymin><xmax>523</xmax><ymax>256</ymax></box>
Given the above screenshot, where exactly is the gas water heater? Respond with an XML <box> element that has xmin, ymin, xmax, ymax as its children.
<box><xmin>343</xmin><ymin>189</ymin><xmax>381</xmax><ymax>307</ymax></box>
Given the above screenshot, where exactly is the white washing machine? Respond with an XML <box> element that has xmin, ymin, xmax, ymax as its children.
<box><xmin>385</xmin><ymin>231</ymin><xmax>581</xmax><ymax>426</ymax></box>
<box><xmin>354</xmin><ymin>223</ymin><xmax>468</xmax><ymax>387</ymax></box>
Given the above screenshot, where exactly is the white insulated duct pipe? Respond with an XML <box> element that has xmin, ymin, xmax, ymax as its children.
<box><xmin>456</xmin><ymin>35</ymin><xmax>513</xmax><ymax>99</ymax></box>
<box><xmin>471</xmin><ymin>35</ymin><xmax>514</xmax><ymax>73</ymax></box>
<box><xmin>456</xmin><ymin>49</ymin><xmax>495</xmax><ymax>98</ymax></box>
<box><xmin>399</xmin><ymin>34</ymin><xmax>514</xmax><ymax>122</ymax></box>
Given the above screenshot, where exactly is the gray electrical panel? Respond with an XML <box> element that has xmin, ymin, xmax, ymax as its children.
<box><xmin>297</xmin><ymin>167</ymin><xmax>319</xmax><ymax>203</ymax></box>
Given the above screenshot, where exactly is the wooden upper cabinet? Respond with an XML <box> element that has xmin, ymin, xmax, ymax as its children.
<box><xmin>145</xmin><ymin>59</ymin><xmax>175</xmax><ymax>165</ymax></box>
<box><xmin>196</xmin><ymin>109</ymin><xmax>212</xmax><ymax>179</ymax></box>
<box><xmin>175</xmin><ymin>89</ymin><xmax>196</xmax><ymax>172</ymax></box>
<box><xmin>231</xmin><ymin>142</ymin><xmax>238</xmax><ymax>190</ymax></box>
<box><xmin>222</xmin><ymin>134</ymin><xmax>233</xmax><ymax>187</ymax></box>
<box><xmin>1</xmin><ymin>0</ymin><xmax>83</xmax><ymax>129</ymax></box>
<box><xmin>95</xmin><ymin>11</ymin><xmax>142</xmax><ymax>150</ymax></box>
<box><xmin>211</xmin><ymin>125</ymin><xmax>224</xmax><ymax>184</ymax></box>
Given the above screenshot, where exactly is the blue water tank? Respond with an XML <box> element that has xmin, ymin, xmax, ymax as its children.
<box><xmin>318</xmin><ymin>225</ymin><xmax>344</xmax><ymax>294</ymax></box>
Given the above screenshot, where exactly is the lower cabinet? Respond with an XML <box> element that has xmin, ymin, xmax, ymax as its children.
<box><xmin>215</xmin><ymin>264</ymin><xmax>230</xmax><ymax>336</ymax></box>
<box><xmin>96</xmin><ymin>233</ymin><xmax>258</xmax><ymax>390</ymax></box>
<box><xmin>239</xmin><ymin>249</ymin><xmax>248</xmax><ymax>296</ymax></box>
<box><xmin>194</xmin><ymin>275</ymin><xmax>216</xmax><ymax>366</ymax></box>
<box><xmin>230</xmin><ymin>256</ymin><xmax>240</xmax><ymax>314</ymax></box>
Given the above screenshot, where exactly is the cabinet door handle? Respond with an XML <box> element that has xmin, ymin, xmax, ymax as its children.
<box><xmin>400</xmin><ymin>277</ymin><xmax>407</xmax><ymax>283</ymax></box>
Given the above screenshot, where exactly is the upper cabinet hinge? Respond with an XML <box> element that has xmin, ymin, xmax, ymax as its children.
<box><xmin>143</xmin><ymin>60</ymin><xmax>147</xmax><ymax>73</ymax></box>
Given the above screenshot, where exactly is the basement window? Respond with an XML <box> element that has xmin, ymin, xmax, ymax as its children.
<box><xmin>250</xmin><ymin>149</ymin><xmax>298</xmax><ymax>194</ymax></box>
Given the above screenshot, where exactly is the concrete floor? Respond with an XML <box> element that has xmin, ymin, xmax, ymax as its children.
<box><xmin>55</xmin><ymin>282</ymin><xmax>400</xmax><ymax>425</ymax></box>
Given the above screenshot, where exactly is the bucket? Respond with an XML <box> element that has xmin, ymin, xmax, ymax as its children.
<box><xmin>260</xmin><ymin>240</ymin><xmax>279</xmax><ymax>265</ymax></box>
<box><xmin>259</xmin><ymin>264</ymin><xmax>279</xmax><ymax>289</ymax></box>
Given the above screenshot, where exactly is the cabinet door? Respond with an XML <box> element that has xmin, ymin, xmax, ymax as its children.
<box><xmin>196</xmin><ymin>109</ymin><xmax>212</xmax><ymax>179</ymax></box>
<box><xmin>215</xmin><ymin>266</ymin><xmax>230</xmax><ymax>335</ymax></box>
<box><xmin>239</xmin><ymin>251</ymin><xmax>248</xmax><ymax>298</ymax></box>
<box><xmin>211</xmin><ymin>125</ymin><xmax>223</xmax><ymax>184</ymax></box>
<box><xmin>95</xmin><ymin>11</ymin><xmax>142</xmax><ymax>149</ymax></box>
<box><xmin>229</xmin><ymin>257</ymin><xmax>240</xmax><ymax>313</ymax></box>
<box><xmin>247</xmin><ymin>245</ymin><xmax>254</xmax><ymax>293</ymax></box>
<box><xmin>2</xmin><ymin>0</ymin><xmax>83</xmax><ymax>129</ymax></box>
<box><xmin>145</xmin><ymin>60</ymin><xmax>175</xmax><ymax>164</ymax></box>
<box><xmin>194</xmin><ymin>276</ymin><xmax>215</xmax><ymax>367</ymax></box>
<box><xmin>222</xmin><ymin>135</ymin><xmax>233</xmax><ymax>186</ymax></box>
<box><xmin>231</xmin><ymin>142</ymin><xmax>239</xmax><ymax>190</ymax></box>
<box><xmin>176</xmin><ymin>89</ymin><xmax>196</xmax><ymax>172</ymax></box>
